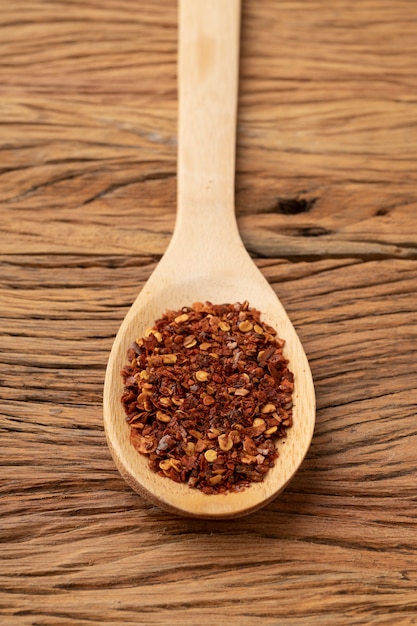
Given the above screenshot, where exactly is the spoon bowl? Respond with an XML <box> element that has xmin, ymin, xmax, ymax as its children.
<box><xmin>103</xmin><ymin>0</ymin><xmax>315</xmax><ymax>518</ymax></box>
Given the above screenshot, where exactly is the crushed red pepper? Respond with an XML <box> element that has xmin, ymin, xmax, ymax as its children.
<box><xmin>121</xmin><ymin>301</ymin><xmax>294</xmax><ymax>494</ymax></box>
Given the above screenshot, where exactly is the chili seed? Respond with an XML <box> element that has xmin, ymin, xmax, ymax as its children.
<box><xmin>218</xmin><ymin>433</ymin><xmax>234</xmax><ymax>451</ymax></box>
<box><xmin>230</xmin><ymin>430</ymin><xmax>241</xmax><ymax>444</ymax></box>
<box><xmin>162</xmin><ymin>354</ymin><xmax>177</xmax><ymax>365</ymax></box>
<box><xmin>170</xmin><ymin>459</ymin><xmax>182</xmax><ymax>472</ymax></box>
<box><xmin>175</xmin><ymin>313</ymin><xmax>189</xmax><ymax>324</ymax></box>
<box><xmin>208</xmin><ymin>474</ymin><xmax>224</xmax><ymax>486</ymax></box>
<box><xmin>184</xmin><ymin>441</ymin><xmax>195</xmax><ymax>456</ymax></box>
<box><xmin>195</xmin><ymin>439</ymin><xmax>208</xmax><ymax>453</ymax></box>
<box><xmin>184</xmin><ymin>335</ymin><xmax>197</xmax><ymax>348</ymax></box>
<box><xmin>241</xmin><ymin>454</ymin><xmax>257</xmax><ymax>464</ymax></box>
<box><xmin>209</xmin><ymin>427</ymin><xmax>221</xmax><ymax>437</ymax></box>
<box><xmin>261</xmin><ymin>403</ymin><xmax>276</xmax><ymax>414</ymax></box>
<box><xmin>265</xmin><ymin>426</ymin><xmax>278</xmax><ymax>435</ymax></box>
<box><xmin>238</xmin><ymin>320</ymin><xmax>253</xmax><ymax>333</ymax></box>
<box><xmin>144</xmin><ymin>329</ymin><xmax>163</xmax><ymax>342</ymax></box>
<box><xmin>156</xmin><ymin>411</ymin><xmax>171</xmax><ymax>423</ymax></box>
<box><xmin>205</xmin><ymin>449</ymin><xmax>218</xmax><ymax>462</ymax></box>
<box><xmin>196</xmin><ymin>370</ymin><xmax>210</xmax><ymax>382</ymax></box>
<box><xmin>234</xmin><ymin>388</ymin><xmax>249</xmax><ymax>396</ymax></box>
<box><xmin>132</xmin><ymin>435</ymin><xmax>157</xmax><ymax>454</ymax></box>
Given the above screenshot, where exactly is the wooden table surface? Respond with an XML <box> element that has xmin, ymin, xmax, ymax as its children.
<box><xmin>2</xmin><ymin>1</ymin><xmax>417</xmax><ymax>624</ymax></box>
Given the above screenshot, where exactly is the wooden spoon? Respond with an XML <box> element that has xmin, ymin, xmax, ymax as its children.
<box><xmin>103</xmin><ymin>0</ymin><xmax>315</xmax><ymax>518</ymax></box>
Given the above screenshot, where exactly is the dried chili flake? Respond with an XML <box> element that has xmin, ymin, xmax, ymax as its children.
<box><xmin>121</xmin><ymin>301</ymin><xmax>294</xmax><ymax>494</ymax></box>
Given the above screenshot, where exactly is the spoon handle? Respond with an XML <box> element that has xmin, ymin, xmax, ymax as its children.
<box><xmin>174</xmin><ymin>0</ymin><xmax>242</xmax><ymax>252</ymax></box>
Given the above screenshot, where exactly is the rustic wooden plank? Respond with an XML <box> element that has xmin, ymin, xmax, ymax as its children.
<box><xmin>1</xmin><ymin>1</ymin><xmax>416</xmax><ymax>259</ymax></box>
<box><xmin>1</xmin><ymin>254</ymin><xmax>416</xmax><ymax>623</ymax></box>
<box><xmin>1</xmin><ymin>0</ymin><xmax>417</xmax><ymax>623</ymax></box>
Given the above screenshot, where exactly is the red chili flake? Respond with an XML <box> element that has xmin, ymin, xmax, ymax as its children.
<box><xmin>121</xmin><ymin>301</ymin><xmax>294</xmax><ymax>494</ymax></box>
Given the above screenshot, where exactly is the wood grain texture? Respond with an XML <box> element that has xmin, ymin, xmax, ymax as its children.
<box><xmin>1</xmin><ymin>0</ymin><xmax>417</xmax><ymax>624</ymax></box>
